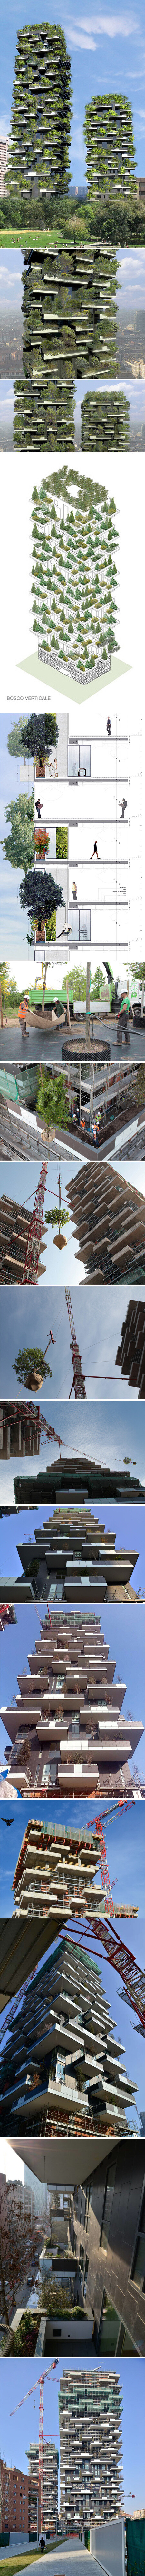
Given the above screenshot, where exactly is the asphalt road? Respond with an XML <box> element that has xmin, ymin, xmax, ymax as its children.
<box><xmin>1</xmin><ymin>1023</ymin><xmax>145</xmax><ymax>1065</ymax></box>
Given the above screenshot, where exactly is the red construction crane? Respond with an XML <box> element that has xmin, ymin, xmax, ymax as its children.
<box><xmin>65</xmin><ymin>1286</ymin><xmax>86</xmax><ymax>1399</ymax></box>
<box><xmin>79</xmin><ymin>1911</ymin><xmax>145</xmax><ymax>2033</ymax></box>
<box><xmin>23</xmin><ymin>1162</ymin><xmax>48</xmax><ymax>1283</ymax></box>
<box><xmin>10</xmin><ymin>2364</ymin><xmax>59</xmax><ymax>2535</ymax></box>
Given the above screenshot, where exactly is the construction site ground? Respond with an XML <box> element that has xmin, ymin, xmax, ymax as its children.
<box><xmin>1</xmin><ymin>1020</ymin><xmax>145</xmax><ymax>1064</ymax></box>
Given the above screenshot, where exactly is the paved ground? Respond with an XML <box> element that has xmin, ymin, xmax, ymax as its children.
<box><xmin>1</xmin><ymin>1021</ymin><xmax>145</xmax><ymax>1065</ymax></box>
<box><xmin>21</xmin><ymin>2553</ymin><xmax>88</xmax><ymax>2576</ymax></box>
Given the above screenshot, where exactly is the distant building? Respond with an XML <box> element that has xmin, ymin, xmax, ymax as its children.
<box><xmin>0</xmin><ymin>2459</ymin><xmax>39</xmax><ymax>2541</ymax></box>
<box><xmin>3</xmin><ymin>1602</ymin><xmax>143</xmax><ymax>1797</ymax></box>
<box><xmin>84</xmin><ymin>95</ymin><xmax>137</xmax><ymax>200</ymax></box>
<box><xmin>0</xmin><ymin>136</ymin><xmax>9</xmax><ymax>197</ymax></box>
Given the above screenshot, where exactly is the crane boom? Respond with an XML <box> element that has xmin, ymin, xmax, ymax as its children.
<box><xmin>65</xmin><ymin>1286</ymin><xmax>86</xmax><ymax>1399</ymax></box>
<box><xmin>23</xmin><ymin>1163</ymin><xmax>48</xmax><ymax>1283</ymax></box>
<box><xmin>10</xmin><ymin>2362</ymin><xmax>59</xmax><ymax>2534</ymax></box>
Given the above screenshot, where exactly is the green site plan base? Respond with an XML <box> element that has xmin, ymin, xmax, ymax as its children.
<box><xmin>18</xmin><ymin>649</ymin><xmax>130</xmax><ymax>705</ymax></box>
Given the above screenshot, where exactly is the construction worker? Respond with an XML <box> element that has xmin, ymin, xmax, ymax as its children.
<box><xmin>119</xmin><ymin>796</ymin><xmax>127</xmax><ymax>820</ymax></box>
<box><xmin>117</xmin><ymin>979</ymin><xmax>134</xmax><ymax>1047</ymax></box>
<box><xmin>106</xmin><ymin>715</ymin><xmax>111</xmax><ymax>736</ymax></box>
<box><xmin>18</xmin><ymin>995</ymin><xmax>29</xmax><ymax>1033</ymax></box>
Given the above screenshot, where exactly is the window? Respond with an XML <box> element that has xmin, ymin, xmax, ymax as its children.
<box><xmin>100</xmin><ymin>2162</ymin><xmax>117</xmax><ymax>2253</ymax></box>
<box><xmin>131</xmin><ymin>2188</ymin><xmax>145</xmax><ymax>2290</ymax></box>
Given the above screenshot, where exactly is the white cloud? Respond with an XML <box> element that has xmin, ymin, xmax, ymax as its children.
<box><xmin>66</xmin><ymin>8</ymin><xmax>138</xmax><ymax>35</ymax></box>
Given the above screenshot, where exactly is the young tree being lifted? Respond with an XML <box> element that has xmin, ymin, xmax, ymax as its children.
<box><xmin>13</xmin><ymin>1345</ymin><xmax>53</xmax><ymax>1391</ymax></box>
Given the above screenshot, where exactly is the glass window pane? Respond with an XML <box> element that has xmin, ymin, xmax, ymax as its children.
<box><xmin>68</xmin><ymin>744</ymin><xmax>79</xmax><ymax>780</ymax></box>
<box><xmin>79</xmin><ymin>743</ymin><xmax>91</xmax><ymax>778</ymax></box>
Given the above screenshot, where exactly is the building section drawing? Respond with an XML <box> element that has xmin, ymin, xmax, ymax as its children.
<box><xmin>33</xmin><ymin>714</ymin><xmax>142</xmax><ymax>967</ymax></box>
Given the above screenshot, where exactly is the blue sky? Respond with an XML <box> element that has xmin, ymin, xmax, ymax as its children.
<box><xmin>0</xmin><ymin>1782</ymin><xmax>145</xmax><ymax>1907</ymax></box>
<box><xmin>0</xmin><ymin>2354</ymin><xmax>144</xmax><ymax>2511</ymax></box>
<box><xmin>0</xmin><ymin>1398</ymin><xmax>145</xmax><ymax>1506</ymax></box>
<box><xmin>1</xmin><ymin>1264</ymin><xmax>145</xmax><ymax>1393</ymax></box>
<box><xmin>0</xmin><ymin>0</ymin><xmax>145</xmax><ymax>178</ymax></box>
<box><xmin>0</xmin><ymin>1593</ymin><xmax>144</xmax><ymax>1770</ymax></box>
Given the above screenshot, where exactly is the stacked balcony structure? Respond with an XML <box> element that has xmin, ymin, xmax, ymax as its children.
<box><xmin>0</xmin><ymin>1191</ymin><xmax>46</xmax><ymax>1285</ymax></box>
<box><xmin>84</xmin><ymin>96</ymin><xmax>137</xmax><ymax>203</ymax></box>
<box><xmin>11</xmin><ymin>1818</ymin><xmax>108</xmax><ymax>1920</ymax></box>
<box><xmin>66</xmin><ymin>1162</ymin><xmax>145</xmax><ymax>1283</ymax></box>
<box><xmin>13</xmin><ymin>245</ymin><xmax>119</xmax><ymax>449</ymax></box>
<box><xmin>116</xmin><ymin>1299</ymin><xmax>145</xmax><ymax>1397</ymax></box>
<box><xmin>6</xmin><ymin>24</ymin><xmax>72</xmax><ymax>207</ymax></box>
<box><xmin>3</xmin><ymin>1607</ymin><xmax>143</xmax><ymax>1798</ymax></box>
<box><xmin>81</xmin><ymin>390</ymin><xmax>130</xmax><ymax>451</ymax></box>
<box><xmin>0</xmin><ymin>1933</ymin><xmax>135</xmax><ymax>2139</ymax></box>
<box><xmin>58</xmin><ymin>2367</ymin><xmax>124</xmax><ymax>2527</ymax></box>
<box><xmin>32</xmin><ymin>468</ymin><xmax>118</xmax><ymax>684</ymax></box>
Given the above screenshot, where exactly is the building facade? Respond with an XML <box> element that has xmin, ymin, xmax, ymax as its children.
<box><xmin>69</xmin><ymin>2144</ymin><xmax>145</xmax><ymax>2356</ymax></box>
<box><xmin>12</xmin><ymin>1818</ymin><xmax>106</xmax><ymax>1920</ymax></box>
<box><xmin>0</xmin><ymin>136</ymin><xmax>9</xmax><ymax>196</ymax></box>
<box><xmin>0</xmin><ymin>1189</ymin><xmax>46</xmax><ymax>1284</ymax></box>
<box><xmin>20</xmin><ymin>245</ymin><xmax>118</xmax><ymax>376</ymax></box>
<box><xmin>12</xmin><ymin>1454</ymin><xmax>144</xmax><ymax>1513</ymax></box>
<box><xmin>3</xmin><ymin>1606</ymin><xmax>143</xmax><ymax>1798</ymax></box>
<box><xmin>67</xmin><ymin>1162</ymin><xmax>145</xmax><ymax>1283</ymax></box>
<box><xmin>58</xmin><ymin>2367</ymin><xmax>124</xmax><ymax>2528</ymax></box>
<box><xmin>0</xmin><ymin>2459</ymin><xmax>38</xmax><ymax>2540</ymax></box>
<box><xmin>0</xmin><ymin>1398</ymin><xmax>41</xmax><ymax>1457</ymax></box>
<box><xmin>81</xmin><ymin>391</ymin><xmax>130</xmax><ymax>451</ymax></box>
<box><xmin>28</xmin><ymin>2444</ymin><xmax>58</xmax><ymax>2538</ymax></box>
<box><xmin>84</xmin><ymin>96</ymin><xmax>137</xmax><ymax>199</ymax></box>
<box><xmin>6</xmin><ymin>26</ymin><xmax>72</xmax><ymax>204</ymax></box>
<box><xmin>0</xmin><ymin>1932</ymin><xmax>135</xmax><ymax>2139</ymax></box>
<box><xmin>116</xmin><ymin>1299</ymin><xmax>145</xmax><ymax>1397</ymax></box>
<box><xmin>32</xmin><ymin>467</ymin><xmax>118</xmax><ymax>680</ymax></box>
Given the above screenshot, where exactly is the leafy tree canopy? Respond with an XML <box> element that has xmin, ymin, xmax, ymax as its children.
<box><xmin>20</xmin><ymin>869</ymin><xmax>64</xmax><ymax>923</ymax></box>
<box><xmin>7</xmin><ymin>713</ymin><xmax>58</xmax><ymax>759</ymax></box>
<box><xmin>45</xmin><ymin>1205</ymin><xmax>68</xmax><ymax>1225</ymax></box>
<box><xmin>37</xmin><ymin>1068</ymin><xmax>70</xmax><ymax>1131</ymax></box>
<box><xmin>2</xmin><ymin>793</ymin><xmax>34</xmax><ymax>876</ymax></box>
<box><xmin>13</xmin><ymin>1347</ymin><xmax>52</xmax><ymax>1385</ymax></box>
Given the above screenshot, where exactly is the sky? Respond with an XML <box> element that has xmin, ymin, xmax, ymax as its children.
<box><xmin>0</xmin><ymin>2352</ymin><xmax>144</xmax><ymax>2511</ymax></box>
<box><xmin>0</xmin><ymin>1396</ymin><xmax>145</xmax><ymax>1505</ymax></box>
<box><xmin>0</xmin><ymin>1784</ymin><xmax>145</xmax><ymax>1908</ymax></box>
<box><xmin>0</xmin><ymin>1593</ymin><xmax>144</xmax><ymax>1770</ymax></box>
<box><xmin>1</xmin><ymin>0</ymin><xmax>145</xmax><ymax>179</ymax></box>
<box><xmin>1</xmin><ymin>1250</ymin><xmax>145</xmax><ymax>1391</ymax></box>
